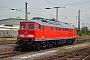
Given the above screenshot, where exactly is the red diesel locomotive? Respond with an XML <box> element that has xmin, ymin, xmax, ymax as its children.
<box><xmin>16</xmin><ymin>17</ymin><xmax>76</xmax><ymax>50</ymax></box>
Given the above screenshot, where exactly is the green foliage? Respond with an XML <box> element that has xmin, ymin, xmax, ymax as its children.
<box><xmin>1</xmin><ymin>35</ymin><xmax>14</xmax><ymax>38</ymax></box>
<box><xmin>81</xmin><ymin>26</ymin><xmax>89</xmax><ymax>35</ymax></box>
<box><xmin>57</xmin><ymin>47</ymin><xmax>66</xmax><ymax>51</ymax></box>
<box><xmin>75</xmin><ymin>26</ymin><xmax>90</xmax><ymax>37</ymax></box>
<box><xmin>74</xmin><ymin>27</ymin><xmax>78</xmax><ymax>34</ymax></box>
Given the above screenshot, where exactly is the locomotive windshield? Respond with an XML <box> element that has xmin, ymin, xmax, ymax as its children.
<box><xmin>28</xmin><ymin>24</ymin><xmax>34</xmax><ymax>29</ymax></box>
<box><xmin>20</xmin><ymin>24</ymin><xmax>26</xmax><ymax>29</ymax></box>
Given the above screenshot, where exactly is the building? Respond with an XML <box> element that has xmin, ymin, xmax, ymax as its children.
<box><xmin>0</xmin><ymin>17</ymin><xmax>27</xmax><ymax>37</ymax></box>
<box><xmin>0</xmin><ymin>17</ymin><xmax>25</xmax><ymax>27</ymax></box>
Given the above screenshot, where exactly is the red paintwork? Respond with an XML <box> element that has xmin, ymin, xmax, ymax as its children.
<box><xmin>18</xmin><ymin>22</ymin><xmax>76</xmax><ymax>40</ymax></box>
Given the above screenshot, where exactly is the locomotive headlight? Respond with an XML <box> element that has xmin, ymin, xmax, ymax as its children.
<box><xmin>20</xmin><ymin>34</ymin><xmax>24</xmax><ymax>37</ymax></box>
<box><xmin>28</xmin><ymin>34</ymin><xmax>34</xmax><ymax>37</ymax></box>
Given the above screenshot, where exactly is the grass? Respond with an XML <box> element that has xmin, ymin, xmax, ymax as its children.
<box><xmin>0</xmin><ymin>35</ymin><xmax>15</xmax><ymax>38</ymax></box>
<box><xmin>57</xmin><ymin>41</ymin><xmax>90</xmax><ymax>52</ymax></box>
<box><xmin>57</xmin><ymin>47</ymin><xmax>66</xmax><ymax>52</ymax></box>
<box><xmin>76</xmin><ymin>34</ymin><xmax>90</xmax><ymax>38</ymax></box>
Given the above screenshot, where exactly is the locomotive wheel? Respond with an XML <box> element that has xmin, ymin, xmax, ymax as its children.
<box><xmin>66</xmin><ymin>39</ymin><xmax>75</xmax><ymax>45</ymax></box>
<box><xmin>14</xmin><ymin>45</ymin><xmax>20</xmax><ymax>51</ymax></box>
<box><xmin>70</xmin><ymin>39</ymin><xmax>75</xmax><ymax>44</ymax></box>
<box><xmin>69</xmin><ymin>39</ymin><xmax>74</xmax><ymax>45</ymax></box>
<box><xmin>46</xmin><ymin>43</ymin><xmax>49</xmax><ymax>49</ymax></box>
<box><xmin>47</xmin><ymin>42</ymin><xmax>52</xmax><ymax>48</ymax></box>
<box><xmin>66</xmin><ymin>39</ymin><xmax>70</xmax><ymax>45</ymax></box>
<box><xmin>35</xmin><ymin>43</ymin><xmax>40</xmax><ymax>51</ymax></box>
<box><xmin>41</xmin><ymin>43</ymin><xmax>47</xmax><ymax>49</ymax></box>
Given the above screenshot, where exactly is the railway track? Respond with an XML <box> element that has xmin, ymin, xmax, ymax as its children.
<box><xmin>41</xmin><ymin>46</ymin><xmax>90</xmax><ymax>60</ymax></box>
<box><xmin>82</xmin><ymin>55</ymin><xmax>90</xmax><ymax>60</ymax></box>
<box><xmin>0</xmin><ymin>40</ymin><xmax>16</xmax><ymax>44</ymax></box>
<box><xmin>0</xmin><ymin>51</ymin><xmax>24</xmax><ymax>58</ymax></box>
<box><xmin>75</xmin><ymin>38</ymin><xmax>90</xmax><ymax>44</ymax></box>
<box><xmin>0</xmin><ymin>38</ymin><xmax>90</xmax><ymax>59</ymax></box>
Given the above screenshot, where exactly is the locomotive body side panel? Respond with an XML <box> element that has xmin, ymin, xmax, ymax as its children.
<box><xmin>34</xmin><ymin>23</ymin><xmax>42</xmax><ymax>38</ymax></box>
<box><xmin>16</xmin><ymin>18</ymin><xmax>76</xmax><ymax>51</ymax></box>
<box><xmin>18</xmin><ymin>20</ymin><xmax>76</xmax><ymax>40</ymax></box>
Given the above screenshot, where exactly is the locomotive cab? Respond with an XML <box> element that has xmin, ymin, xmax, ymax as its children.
<box><xmin>17</xmin><ymin>21</ymin><xmax>42</xmax><ymax>46</ymax></box>
<box><xmin>16</xmin><ymin>21</ymin><xmax>43</xmax><ymax>50</ymax></box>
<box><xmin>16</xmin><ymin>22</ymin><xmax>36</xmax><ymax>49</ymax></box>
<box><xmin>18</xmin><ymin>22</ymin><xmax>35</xmax><ymax>39</ymax></box>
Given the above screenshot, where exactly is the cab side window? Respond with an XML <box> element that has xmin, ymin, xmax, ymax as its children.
<box><xmin>56</xmin><ymin>27</ymin><xmax>60</xmax><ymax>31</ymax></box>
<box><xmin>50</xmin><ymin>27</ymin><xmax>53</xmax><ymax>30</ymax></box>
<box><xmin>36</xmin><ymin>25</ymin><xmax>40</xmax><ymax>30</ymax></box>
<box><xmin>28</xmin><ymin>24</ymin><xmax>34</xmax><ymax>29</ymax></box>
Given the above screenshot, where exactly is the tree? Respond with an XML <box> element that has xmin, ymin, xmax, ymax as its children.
<box><xmin>81</xmin><ymin>26</ymin><xmax>89</xmax><ymax>35</ymax></box>
<box><xmin>75</xmin><ymin>26</ymin><xmax>89</xmax><ymax>36</ymax></box>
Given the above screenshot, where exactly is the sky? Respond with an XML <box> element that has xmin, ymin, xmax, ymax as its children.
<box><xmin>0</xmin><ymin>0</ymin><xmax>90</xmax><ymax>28</ymax></box>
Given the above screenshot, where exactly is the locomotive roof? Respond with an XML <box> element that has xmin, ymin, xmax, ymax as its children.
<box><xmin>21</xmin><ymin>19</ymin><xmax>74</xmax><ymax>28</ymax></box>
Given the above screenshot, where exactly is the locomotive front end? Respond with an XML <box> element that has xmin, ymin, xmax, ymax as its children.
<box><xmin>16</xmin><ymin>22</ymin><xmax>36</xmax><ymax>50</ymax></box>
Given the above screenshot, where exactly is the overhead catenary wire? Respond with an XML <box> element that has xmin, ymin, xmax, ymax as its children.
<box><xmin>0</xmin><ymin>0</ymin><xmax>90</xmax><ymax>11</ymax></box>
<box><xmin>43</xmin><ymin>0</ymin><xmax>90</xmax><ymax>6</ymax></box>
<box><xmin>63</xmin><ymin>1</ymin><xmax>90</xmax><ymax>6</ymax></box>
<box><xmin>0</xmin><ymin>5</ymin><xmax>49</xmax><ymax>18</ymax></box>
<box><xmin>42</xmin><ymin>0</ymin><xmax>90</xmax><ymax>17</ymax></box>
<box><xmin>40</xmin><ymin>0</ymin><xmax>90</xmax><ymax>27</ymax></box>
<box><xmin>34</xmin><ymin>0</ymin><xmax>90</xmax><ymax>18</ymax></box>
<box><xmin>0</xmin><ymin>0</ymin><xmax>90</xmax><ymax>19</ymax></box>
